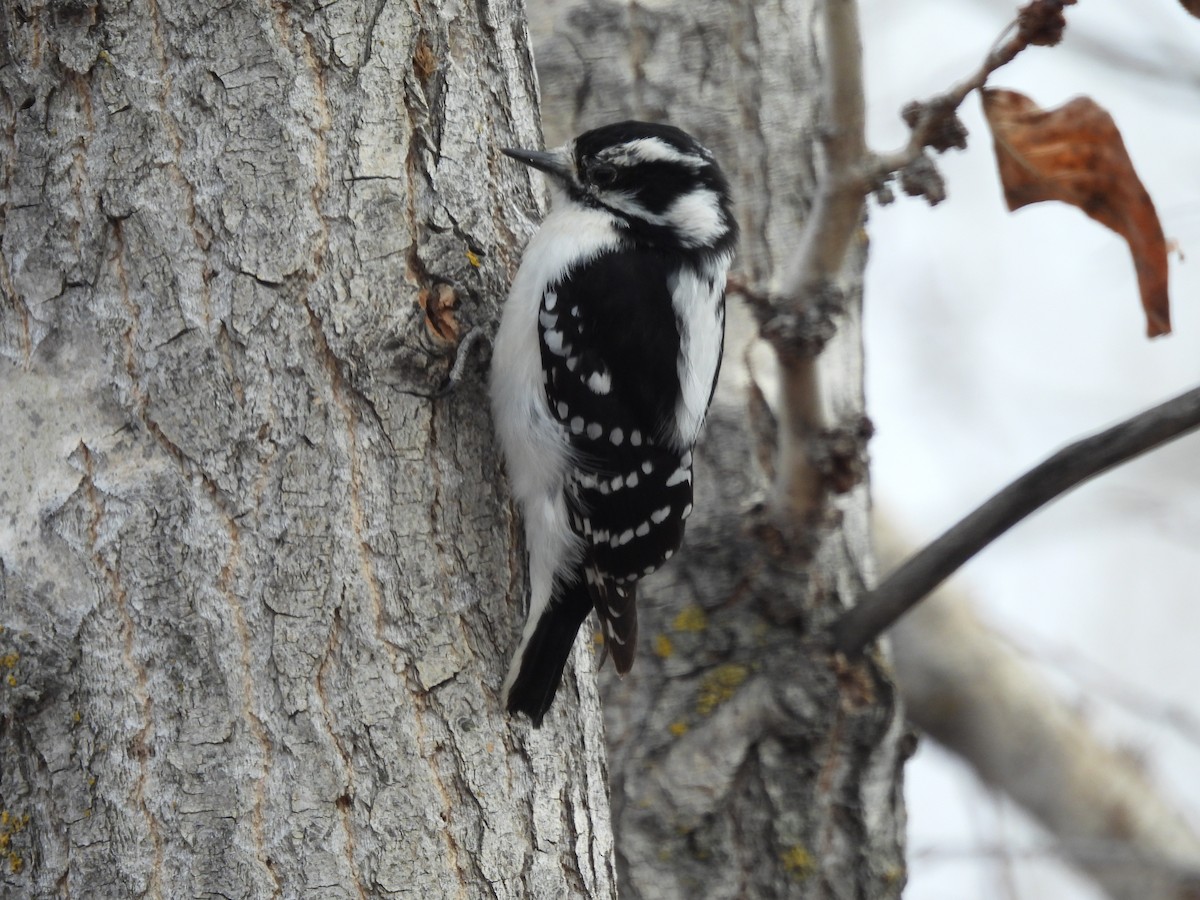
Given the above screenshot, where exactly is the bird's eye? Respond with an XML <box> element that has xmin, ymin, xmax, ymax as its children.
<box><xmin>590</xmin><ymin>163</ymin><xmax>618</xmax><ymax>187</ymax></box>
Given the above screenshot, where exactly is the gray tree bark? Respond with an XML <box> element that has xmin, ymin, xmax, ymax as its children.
<box><xmin>0</xmin><ymin>1</ymin><xmax>615</xmax><ymax>897</ymax></box>
<box><xmin>531</xmin><ymin>1</ymin><xmax>908</xmax><ymax>897</ymax></box>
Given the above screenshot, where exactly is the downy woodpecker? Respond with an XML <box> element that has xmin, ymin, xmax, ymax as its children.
<box><xmin>491</xmin><ymin>121</ymin><xmax>738</xmax><ymax>725</ymax></box>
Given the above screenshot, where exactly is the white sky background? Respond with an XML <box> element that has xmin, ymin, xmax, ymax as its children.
<box><xmin>859</xmin><ymin>1</ymin><xmax>1200</xmax><ymax>898</ymax></box>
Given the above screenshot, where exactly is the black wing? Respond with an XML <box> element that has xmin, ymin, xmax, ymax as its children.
<box><xmin>539</xmin><ymin>248</ymin><xmax>704</xmax><ymax>671</ymax></box>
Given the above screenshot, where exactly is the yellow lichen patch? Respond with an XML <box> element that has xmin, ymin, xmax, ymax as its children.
<box><xmin>696</xmin><ymin>664</ymin><xmax>748</xmax><ymax>716</ymax></box>
<box><xmin>465</xmin><ymin>249</ymin><xmax>481</xmax><ymax>268</ymax></box>
<box><xmin>672</xmin><ymin>605</ymin><xmax>707</xmax><ymax>633</ymax></box>
<box><xmin>653</xmin><ymin>634</ymin><xmax>673</xmax><ymax>659</ymax></box>
<box><xmin>668</xmin><ymin>720</ymin><xmax>688</xmax><ymax>737</ymax></box>
<box><xmin>780</xmin><ymin>844</ymin><xmax>816</xmax><ymax>880</ymax></box>
<box><xmin>0</xmin><ymin>811</ymin><xmax>29</xmax><ymax>870</ymax></box>
<box><xmin>5</xmin><ymin>674</ymin><xmax>15</xmax><ymax>687</ymax></box>
<box><xmin>0</xmin><ymin>653</ymin><xmax>18</xmax><ymax>669</ymax></box>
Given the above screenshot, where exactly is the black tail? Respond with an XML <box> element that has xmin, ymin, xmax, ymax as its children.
<box><xmin>505</xmin><ymin>577</ymin><xmax>593</xmax><ymax>727</ymax></box>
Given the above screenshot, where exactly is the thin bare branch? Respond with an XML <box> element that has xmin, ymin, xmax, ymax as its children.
<box><xmin>833</xmin><ymin>385</ymin><xmax>1200</xmax><ymax>656</ymax></box>
<box><xmin>766</xmin><ymin>0</ymin><xmax>869</xmax><ymax>523</ymax></box>
<box><xmin>866</xmin><ymin>0</ymin><xmax>1077</xmax><ymax>202</ymax></box>
<box><xmin>761</xmin><ymin>0</ymin><xmax>1079</xmax><ymax>525</ymax></box>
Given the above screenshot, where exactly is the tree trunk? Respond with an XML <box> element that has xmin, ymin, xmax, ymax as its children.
<box><xmin>0</xmin><ymin>2</ymin><xmax>615</xmax><ymax>897</ymax></box>
<box><xmin>532</xmin><ymin>1</ymin><xmax>908</xmax><ymax>897</ymax></box>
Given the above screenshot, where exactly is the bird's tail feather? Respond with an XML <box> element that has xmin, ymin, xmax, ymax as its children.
<box><xmin>504</xmin><ymin>576</ymin><xmax>593</xmax><ymax>726</ymax></box>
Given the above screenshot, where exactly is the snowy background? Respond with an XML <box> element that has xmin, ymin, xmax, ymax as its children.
<box><xmin>860</xmin><ymin>1</ymin><xmax>1200</xmax><ymax>897</ymax></box>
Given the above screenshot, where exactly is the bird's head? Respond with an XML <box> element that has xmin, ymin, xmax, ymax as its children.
<box><xmin>503</xmin><ymin>120</ymin><xmax>737</xmax><ymax>254</ymax></box>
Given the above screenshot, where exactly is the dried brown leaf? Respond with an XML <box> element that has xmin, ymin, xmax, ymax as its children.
<box><xmin>982</xmin><ymin>88</ymin><xmax>1171</xmax><ymax>337</ymax></box>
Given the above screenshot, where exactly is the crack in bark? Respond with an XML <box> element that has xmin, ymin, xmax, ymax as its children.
<box><xmin>79</xmin><ymin>442</ymin><xmax>164</xmax><ymax>898</ymax></box>
<box><xmin>315</xmin><ymin>598</ymin><xmax>367</xmax><ymax>898</ymax></box>
<box><xmin>141</xmin><ymin>0</ymin><xmax>215</xmax><ymax>324</ymax></box>
<box><xmin>213</xmin><ymin>504</ymin><xmax>280</xmax><ymax>896</ymax></box>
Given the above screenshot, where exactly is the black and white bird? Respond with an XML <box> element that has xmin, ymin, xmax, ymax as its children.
<box><xmin>491</xmin><ymin>121</ymin><xmax>738</xmax><ymax>725</ymax></box>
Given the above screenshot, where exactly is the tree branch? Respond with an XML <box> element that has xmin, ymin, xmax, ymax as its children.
<box><xmin>880</xmin><ymin>514</ymin><xmax>1200</xmax><ymax>900</ymax></box>
<box><xmin>866</xmin><ymin>0</ymin><xmax>1076</xmax><ymax>202</ymax></box>
<box><xmin>759</xmin><ymin>0</ymin><xmax>1078</xmax><ymax>526</ymax></box>
<box><xmin>764</xmin><ymin>0</ymin><xmax>869</xmax><ymax>524</ymax></box>
<box><xmin>833</xmin><ymin>384</ymin><xmax>1200</xmax><ymax>656</ymax></box>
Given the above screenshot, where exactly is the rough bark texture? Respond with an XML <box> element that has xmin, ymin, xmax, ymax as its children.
<box><xmin>531</xmin><ymin>2</ymin><xmax>908</xmax><ymax>897</ymax></box>
<box><xmin>0</xmin><ymin>1</ymin><xmax>616</xmax><ymax>897</ymax></box>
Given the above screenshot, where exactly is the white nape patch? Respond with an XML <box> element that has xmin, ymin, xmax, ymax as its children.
<box><xmin>670</xmin><ymin>251</ymin><xmax>731</xmax><ymax>449</ymax></box>
<box><xmin>586</xmin><ymin>422</ymin><xmax>602</xmax><ymax>440</ymax></box>
<box><xmin>651</xmin><ymin>505</ymin><xmax>671</xmax><ymax>524</ymax></box>
<box><xmin>666</xmin><ymin>190</ymin><xmax>725</xmax><ymax>248</ymax></box>
<box><xmin>586</xmin><ymin>369</ymin><xmax>612</xmax><ymax>395</ymax></box>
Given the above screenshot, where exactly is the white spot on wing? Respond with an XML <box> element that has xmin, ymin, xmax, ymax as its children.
<box><xmin>665</xmin><ymin>466</ymin><xmax>690</xmax><ymax>487</ymax></box>
<box><xmin>586</xmin><ymin>369</ymin><xmax>612</xmax><ymax>395</ymax></box>
<box><xmin>651</xmin><ymin>505</ymin><xmax>671</xmax><ymax>524</ymax></box>
<box><xmin>586</xmin><ymin>422</ymin><xmax>602</xmax><ymax>440</ymax></box>
<box><xmin>543</xmin><ymin>329</ymin><xmax>568</xmax><ymax>356</ymax></box>
<box><xmin>610</xmin><ymin>427</ymin><xmax>624</xmax><ymax>445</ymax></box>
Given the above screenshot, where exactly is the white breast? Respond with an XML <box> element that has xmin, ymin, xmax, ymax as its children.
<box><xmin>490</xmin><ymin>202</ymin><xmax>624</xmax><ymax>628</ymax></box>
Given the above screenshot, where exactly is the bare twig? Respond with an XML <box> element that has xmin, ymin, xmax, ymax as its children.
<box><xmin>866</xmin><ymin>0</ymin><xmax>1077</xmax><ymax>201</ymax></box>
<box><xmin>833</xmin><ymin>385</ymin><xmax>1200</xmax><ymax>656</ymax></box>
<box><xmin>765</xmin><ymin>0</ymin><xmax>868</xmax><ymax>523</ymax></box>
<box><xmin>760</xmin><ymin>1</ymin><xmax>1078</xmax><ymax>525</ymax></box>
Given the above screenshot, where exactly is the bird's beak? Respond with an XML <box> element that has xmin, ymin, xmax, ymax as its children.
<box><xmin>501</xmin><ymin>146</ymin><xmax>573</xmax><ymax>181</ymax></box>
